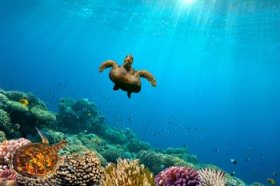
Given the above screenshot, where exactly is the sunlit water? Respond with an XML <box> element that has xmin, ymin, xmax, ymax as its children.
<box><xmin>0</xmin><ymin>0</ymin><xmax>280</xmax><ymax>183</ymax></box>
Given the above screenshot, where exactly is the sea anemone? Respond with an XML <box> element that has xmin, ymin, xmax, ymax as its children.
<box><xmin>155</xmin><ymin>166</ymin><xmax>200</xmax><ymax>186</ymax></box>
<box><xmin>103</xmin><ymin>159</ymin><xmax>154</xmax><ymax>186</ymax></box>
<box><xmin>198</xmin><ymin>168</ymin><xmax>226</xmax><ymax>186</ymax></box>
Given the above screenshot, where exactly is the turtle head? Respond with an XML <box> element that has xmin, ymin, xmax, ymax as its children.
<box><xmin>123</xmin><ymin>55</ymin><xmax>134</xmax><ymax>69</ymax></box>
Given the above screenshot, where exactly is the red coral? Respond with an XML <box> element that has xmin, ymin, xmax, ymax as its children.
<box><xmin>155</xmin><ymin>166</ymin><xmax>200</xmax><ymax>186</ymax></box>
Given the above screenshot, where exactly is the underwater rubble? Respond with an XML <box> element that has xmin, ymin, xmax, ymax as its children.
<box><xmin>0</xmin><ymin>89</ymin><xmax>262</xmax><ymax>186</ymax></box>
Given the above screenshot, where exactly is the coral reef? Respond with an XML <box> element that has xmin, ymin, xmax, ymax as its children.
<box><xmin>0</xmin><ymin>138</ymin><xmax>31</xmax><ymax>166</ymax></box>
<box><xmin>155</xmin><ymin>166</ymin><xmax>200</xmax><ymax>186</ymax></box>
<box><xmin>57</xmin><ymin>98</ymin><xmax>106</xmax><ymax>135</ymax></box>
<box><xmin>0</xmin><ymin>89</ymin><xmax>255</xmax><ymax>185</ymax></box>
<box><xmin>103</xmin><ymin>159</ymin><xmax>154</xmax><ymax>186</ymax></box>
<box><xmin>161</xmin><ymin>147</ymin><xmax>198</xmax><ymax>165</ymax></box>
<box><xmin>198</xmin><ymin>168</ymin><xmax>226</xmax><ymax>186</ymax></box>
<box><xmin>0</xmin><ymin>89</ymin><xmax>56</xmax><ymax>138</ymax></box>
<box><xmin>126</xmin><ymin>138</ymin><xmax>150</xmax><ymax>153</ymax></box>
<box><xmin>53</xmin><ymin>151</ymin><xmax>103</xmax><ymax>185</ymax></box>
<box><xmin>0</xmin><ymin>131</ymin><xmax>6</xmax><ymax>143</ymax></box>
<box><xmin>0</xmin><ymin>169</ymin><xmax>17</xmax><ymax>180</ymax></box>
<box><xmin>137</xmin><ymin>150</ymin><xmax>193</xmax><ymax>175</ymax></box>
<box><xmin>17</xmin><ymin>151</ymin><xmax>103</xmax><ymax>186</ymax></box>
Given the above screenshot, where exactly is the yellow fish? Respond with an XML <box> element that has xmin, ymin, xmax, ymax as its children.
<box><xmin>19</xmin><ymin>98</ymin><xmax>29</xmax><ymax>106</ymax></box>
<box><xmin>267</xmin><ymin>178</ymin><xmax>276</xmax><ymax>185</ymax></box>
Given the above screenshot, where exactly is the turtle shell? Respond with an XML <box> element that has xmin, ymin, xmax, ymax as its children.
<box><xmin>13</xmin><ymin>143</ymin><xmax>59</xmax><ymax>178</ymax></box>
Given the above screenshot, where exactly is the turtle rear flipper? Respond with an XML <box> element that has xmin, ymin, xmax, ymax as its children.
<box><xmin>127</xmin><ymin>91</ymin><xmax>132</xmax><ymax>98</ymax></box>
<box><xmin>113</xmin><ymin>84</ymin><xmax>119</xmax><ymax>90</ymax></box>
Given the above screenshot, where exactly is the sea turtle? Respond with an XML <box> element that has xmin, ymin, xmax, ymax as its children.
<box><xmin>99</xmin><ymin>55</ymin><xmax>157</xmax><ymax>98</ymax></box>
<box><xmin>12</xmin><ymin>128</ymin><xmax>67</xmax><ymax>178</ymax></box>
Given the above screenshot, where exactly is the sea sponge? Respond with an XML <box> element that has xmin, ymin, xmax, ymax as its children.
<box><xmin>103</xmin><ymin>159</ymin><xmax>154</xmax><ymax>186</ymax></box>
<box><xmin>155</xmin><ymin>166</ymin><xmax>200</xmax><ymax>186</ymax></box>
<box><xmin>198</xmin><ymin>168</ymin><xmax>226</xmax><ymax>186</ymax></box>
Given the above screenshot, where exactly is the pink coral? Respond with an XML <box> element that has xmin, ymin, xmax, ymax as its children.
<box><xmin>155</xmin><ymin>166</ymin><xmax>200</xmax><ymax>186</ymax></box>
<box><xmin>0</xmin><ymin>169</ymin><xmax>17</xmax><ymax>180</ymax></box>
<box><xmin>0</xmin><ymin>138</ymin><xmax>31</xmax><ymax>165</ymax></box>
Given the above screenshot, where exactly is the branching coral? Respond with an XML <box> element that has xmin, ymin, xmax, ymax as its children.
<box><xmin>155</xmin><ymin>166</ymin><xmax>200</xmax><ymax>186</ymax></box>
<box><xmin>103</xmin><ymin>159</ymin><xmax>154</xmax><ymax>186</ymax></box>
<box><xmin>0</xmin><ymin>138</ymin><xmax>31</xmax><ymax>165</ymax></box>
<box><xmin>0</xmin><ymin>169</ymin><xmax>17</xmax><ymax>180</ymax></box>
<box><xmin>198</xmin><ymin>168</ymin><xmax>226</xmax><ymax>186</ymax></box>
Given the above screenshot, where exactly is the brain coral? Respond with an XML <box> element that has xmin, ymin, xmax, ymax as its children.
<box><xmin>54</xmin><ymin>151</ymin><xmax>103</xmax><ymax>185</ymax></box>
<box><xmin>155</xmin><ymin>166</ymin><xmax>200</xmax><ymax>186</ymax></box>
<box><xmin>103</xmin><ymin>159</ymin><xmax>154</xmax><ymax>186</ymax></box>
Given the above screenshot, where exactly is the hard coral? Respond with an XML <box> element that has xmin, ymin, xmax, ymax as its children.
<box><xmin>137</xmin><ymin>150</ymin><xmax>192</xmax><ymax>175</ymax></box>
<box><xmin>0</xmin><ymin>89</ymin><xmax>56</xmax><ymax>138</ymax></box>
<box><xmin>57</xmin><ymin>98</ymin><xmax>106</xmax><ymax>135</ymax></box>
<box><xmin>155</xmin><ymin>166</ymin><xmax>200</xmax><ymax>186</ymax></box>
<box><xmin>0</xmin><ymin>138</ymin><xmax>31</xmax><ymax>165</ymax></box>
<box><xmin>0</xmin><ymin>169</ymin><xmax>17</xmax><ymax>180</ymax></box>
<box><xmin>198</xmin><ymin>168</ymin><xmax>226</xmax><ymax>186</ymax></box>
<box><xmin>54</xmin><ymin>151</ymin><xmax>103</xmax><ymax>185</ymax></box>
<box><xmin>103</xmin><ymin>159</ymin><xmax>154</xmax><ymax>186</ymax></box>
<box><xmin>17</xmin><ymin>151</ymin><xmax>103</xmax><ymax>186</ymax></box>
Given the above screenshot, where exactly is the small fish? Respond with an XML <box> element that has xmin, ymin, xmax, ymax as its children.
<box><xmin>230</xmin><ymin>171</ymin><xmax>235</xmax><ymax>176</ymax></box>
<box><xmin>19</xmin><ymin>98</ymin><xmax>29</xmax><ymax>106</ymax></box>
<box><xmin>267</xmin><ymin>178</ymin><xmax>276</xmax><ymax>185</ymax></box>
<box><xmin>214</xmin><ymin>148</ymin><xmax>220</xmax><ymax>152</ymax></box>
<box><xmin>230</xmin><ymin>158</ymin><xmax>238</xmax><ymax>165</ymax></box>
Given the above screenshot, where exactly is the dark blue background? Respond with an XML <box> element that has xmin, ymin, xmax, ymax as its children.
<box><xmin>0</xmin><ymin>0</ymin><xmax>280</xmax><ymax>183</ymax></box>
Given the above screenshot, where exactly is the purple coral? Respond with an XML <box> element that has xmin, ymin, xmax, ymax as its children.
<box><xmin>155</xmin><ymin>166</ymin><xmax>200</xmax><ymax>186</ymax></box>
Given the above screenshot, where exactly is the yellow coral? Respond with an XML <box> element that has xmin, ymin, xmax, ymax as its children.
<box><xmin>103</xmin><ymin>159</ymin><xmax>155</xmax><ymax>186</ymax></box>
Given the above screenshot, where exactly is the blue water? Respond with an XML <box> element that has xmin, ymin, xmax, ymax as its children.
<box><xmin>1</xmin><ymin>0</ymin><xmax>280</xmax><ymax>184</ymax></box>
